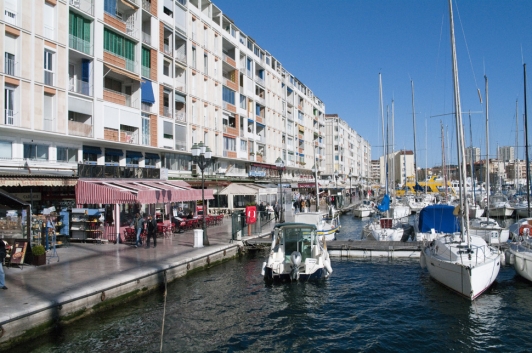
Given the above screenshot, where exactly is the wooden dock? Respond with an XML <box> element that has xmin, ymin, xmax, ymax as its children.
<box><xmin>244</xmin><ymin>237</ymin><xmax>422</xmax><ymax>259</ymax></box>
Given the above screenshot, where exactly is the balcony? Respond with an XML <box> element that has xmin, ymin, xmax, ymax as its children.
<box><xmin>254</xmin><ymin>76</ymin><xmax>265</xmax><ymax>86</ymax></box>
<box><xmin>142</xmin><ymin>0</ymin><xmax>151</xmax><ymax>12</ymax></box>
<box><xmin>142</xmin><ymin>31</ymin><xmax>151</xmax><ymax>45</ymax></box>
<box><xmin>222</xmin><ymin>53</ymin><xmax>236</xmax><ymax>67</ymax></box>
<box><xmin>77</xmin><ymin>164</ymin><xmax>161</xmax><ymax>179</ymax></box>
<box><xmin>68</xmin><ymin>120</ymin><xmax>93</xmax><ymax>137</ymax></box>
<box><xmin>162</xmin><ymin>106</ymin><xmax>172</xmax><ymax>118</ymax></box>
<box><xmin>69</xmin><ymin>34</ymin><xmax>93</xmax><ymax>55</ymax></box>
<box><xmin>103</xmin><ymin>88</ymin><xmax>138</xmax><ymax>108</ymax></box>
<box><xmin>69</xmin><ymin>77</ymin><xmax>93</xmax><ymax>96</ymax></box>
<box><xmin>175</xmin><ymin>112</ymin><xmax>186</xmax><ymax>123</ymax></box>
<box><xmin>4</xmin><ymin>110</ymin><xmax>18</xmax><ymax>126</ymax></box>
<box><xmin>121</xmin><ymin>130</ymin><xmax>139</xmax><ymax>144</ymax></box>
<box><xmin>70</xmin><ymin>0</ymin><xmax>94</xmax><ymax>16</ymax></box>
<box><xmin>141</xmin><ymin>65</ymin><xmax>150</xmax><ymax>78</ymax></box>
<box><xmin>141</xmin><ymin>102</ymin><xmax>152</xmax><ymax>112</ymax></box>
<box><xmin>44</xmin><ymin>71</ymin><xmax>54</xmax><ymax>86</ymax></box>
<box><xmin>4</xmin><ymin>57</ymin><xmax>17</xmax><ymax>76</ymax></box>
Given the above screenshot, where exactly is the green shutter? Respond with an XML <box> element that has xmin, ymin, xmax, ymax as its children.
<box><xmin>69</xmin><ymin>12</ymin><xmax>75</xmax><ymax>36</ymax></box>
<box><xmin>124</xmin><ymin>39</ymin><xmax>134</xmax><ymax>61</ymax></box>
<box><xmin>142</xmin><ymin>47</ymin><xmax>150</xmax><ymax>68</ymax></box>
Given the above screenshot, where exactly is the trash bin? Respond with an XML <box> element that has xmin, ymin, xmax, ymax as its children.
<box><xmin>194</xmin><ymin>229</ymin><xmax>203</xmax><ymax>248</ymax></box>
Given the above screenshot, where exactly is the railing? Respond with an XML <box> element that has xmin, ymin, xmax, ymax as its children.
<box><xmin>4</xmin><ymin>110</ymin><xmax>17</xmax><ymax>126</ymax></box>
<box><xmin>78</xmin><ymin>164</ymin><xmax>161</xmax><ymax>179</ymax></box>
<box><xmin>141</xmin><ymin>65</ymin><xmax>150</xmax><ymax>78</ymax></box>
<box><xmin>163</xmin><ymin>106</ymin><xmax>172</xmax><ymax>118</ymax></box>
<box><xmin>69</xmin><ymin>34</ymin><xmax>93</xmax><ymax>55</ymax></box>
<box><xmin>164</xmin><ymin>43</ymin><xmax>172</xmax><ymax>55</ymax></box>
<box><xmin>70</xmin><ymin>0</ymin><xmax>94</xmax><ymax>16</ymax></box>
<box><xmin>4</xmin><ymin>57</ymin><xmax>16</xmax><ymax>76</ymax></box>
<box><xmin>104</xmin><ymin>88</ymin><xmax>138</xmax><ymax>108</ymax></box>
<box><xmin>68</xmin><ymin>77</ymin><xmax>92</xmax><ymax>96</ymax></box>
<box><xmin>125</xmin><ymin>58</ymin><xmax>137</xmax><ymax>73</ymax></box>
<box><xmin>142</xmin><ymin>0</ymin><xmax>151</xmax><ymax>12</ymax></box>
<box><xmin>175</xmin><ymin>112</ymin><xmax>186</xmax><ymax>122</ymax></box>
<box><xmin>175</xmin><ymin>51</ymin><xmax>186</xmax><ymax>63</ymax></box>
<box><xmin>44</xmin><ymin>71</ymin><xmax>54</xmax><ymax>86</ymax></box>
<box><xmin>254</xmin><ymin>76</ymin><xmax>265</xmax><ymax>86</ymax></box>
<box><xmin>142</xmin><ymin>32</ymin><xmax>151</xmax><ymax>45</ymax></box>
<box><xmin>122</xmin><ymin>130</ymin><xmax>139</xmax><ymax>144</ymax></box>
<box><xmin>68</xmin><ymin>120</ymin><xmax>93</xmax><ymax>137</ymax></box>
<box><xmin>174</xmin><ymin>78</ymin><xmax>186</xmax><ymax>92</ymax></box>
<box><xmin>255</xmin><ymin>95</ymin><xmax>265</xmax><ymax>106</ymax></box>
<box><xmin>175</xmin><ymin>140</ymin><xmax>186</xmax><ymax>151</ymax></box>
<box><xmin>141</xmin><ymin>102</ymin><xmax>152</xmax><ymax>112</ymax></box>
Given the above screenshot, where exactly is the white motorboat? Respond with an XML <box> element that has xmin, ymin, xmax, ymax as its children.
<box><xmin>508</xmin><ymin>238</ymin><xmax>532</xmax><ymax>282</ymax></box>
<box><xmin>353</xmin><ymin>200</ymin><xmax>375</xmax><ymax>218</ymax></box>
<box><xmin>262</xmin><ymin>222</ymin><xmax>332</xmax><ymax>281</ymax></box>
<box><xmin>294</xmin><ymin>206</ymin><xmax>340</xmax><ymax>242</ymax></box>
<box><xmin>420</xmin><ymin>0</ymin><xmax>500</xmax><ymax>300</ymax></box>
<box><xmin>488</xmin><ymin>193</ymin><xmax>515</xmax><ymax>217</ymax></box>
<box><xmin>469</xmin><ymin>217</ymin><xmax>509</xmax><ymax>245</ymax></box>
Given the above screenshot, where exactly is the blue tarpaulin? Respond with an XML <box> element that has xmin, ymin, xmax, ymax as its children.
<box><xmin>141</xmin><ymin>80</ymin><xmax>155</xmax><ymax>104</ymax></box>
<box><xmin>376</xmin><ymin>194</ymin><xmax>390</xmax><ymax>212</ymax></box>
<box><xmin>418</xmin><ymin>204</ymin><xmax>461</xmax><ymax>233</ymax></box>
<box><xmin>414</xmin><ymin>182</ymin><xmax>424</xmax><ymax>192</ymax></box>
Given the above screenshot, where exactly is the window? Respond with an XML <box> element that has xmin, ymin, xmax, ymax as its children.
<box><xmin>104</xmin><ymin>29</ymin><xmax>135</xmax><ymax>70</ymax></box>
<box><xmin>24</xmin><ymin>143</ymin><xmax>49</xmax><ymax>160</ymax></box>
<box><xmin>142</xmin><ymin>114</ymin><xmax>150</xmax><ymax>145</ymax></box>
<box><xmin>104</xmin><ymin>77</ymin><xmax>122</xmax><ymax>92</ymax></box>
<box><xmin>163</xmin><ymin>4</ymin><xmax>173</xmax><ymax>17</ymax></box>
<box><xmin>191</xmin><ymin>46</ymin><xmax>196</xmax><ymax>68</ymax></box>
<box><xmin>43</xmin><ymin>94</ymin><xmax>54</xmax><ymax>132</ymax></box>
<box><xmin>4</xmin><ymin>34</ymin><xmax>17</xmax><ymax>76</ymax></box>
<box><xmin>104</xmin><ymin>0</ymin><xmax>117</xmax><ymax>15</ymax></box>
<box><xmin>141</xmin><ymin>47</ymin><xmax>151</xmax><ymax>73</ymax></box>
<box><xmin>44</xmin><ymin>50</ymin><xmax>54</xmax><ymax>86</ymax></box>
<box><xmin>4</xmin><ymin>0</ymin><xmax>18</xmax><ymax>26</ymax></box>
<box><xmin>239</xmin><ymin>95</ymin><xmax>246</xmax><ymax>109</ymax></box>
<box><xmin>0</xmin><ymin>140</ymin><xmax>12</xmax><ymax>159</ymax></box>
<box><xmin>44</xmin><ymin>2</ymin><xmax>55</xmax><ymax>40</ymax></box>
<box><xmin>222</xmin><ymin>86</ymin><xmax>235</xmax><ymax>105</ymax></box>
<box><xmin>203</xmin><ymin>53</ymin><xmax>208</xmax><ymax>74</ymax></box>
<box><xmin>57</xmin><ymin>147</ymin><xmax>78</xmax><ymax>163</ymax></box>
<box><xmin>253</xmin><ymin>45</ymin><xmax>259</xmax><ymax>57</ymax></box>
<box><xmin>69</xmin><ymin>12</ymin><xmax>91</xmax><ymax>55</ymax></box>
<box><xmin>145</xmin><ymin>155</ymin><xmax>158</xmax><ymax>167</ymax></box>
<box><xmin>163</xmin><ymin>60</ymin><xmax>170</xmax><ymax>76</ymax></box>
<box><xmin>163</xmin><ymin>121</ymin><xmax>173</xmax><ymax>139</ymax></box>
<box><xmin>105</xmin><ymin>154</ymin><xmax>119</xmax><ymax>165</ymax></box>
<box><xmin>223</xmin><ymin>136</ymin><xmax>236</xmax><ymax>151</ymax></box>
<box><xmin>126</xmin><ymin>152</ymin><xmax>141</xmax><ymax>166</ymax></box>
<box><xmin>247</xmin><ymin>40</ymin><xmax>252</xmax><ymax>51</ymax></box>
<box><xmin>240</xmin><ymin>140</ymin><xmax>247</xmax><ymax>151</ymax></box>
<box><xmin>4</xmin><ymin>85</ymin><xmax>16</xmax><ymax>125</ymax></box>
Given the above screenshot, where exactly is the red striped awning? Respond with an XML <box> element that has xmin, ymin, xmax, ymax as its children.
<box><xmin>75</xmin><ymin>179</ymin><xmax>214</xmax><ymax>205</ymax></box>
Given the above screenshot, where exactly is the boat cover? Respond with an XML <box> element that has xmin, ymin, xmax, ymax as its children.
<box><xmin>418</xmin><ymin>204</ymin><xmax>460</xmax><ymax>233</ymax></box>
<box><xmin>376</xmin><ymin>194</ymin><xmax>390</xmax><ymax>212</ymax></box>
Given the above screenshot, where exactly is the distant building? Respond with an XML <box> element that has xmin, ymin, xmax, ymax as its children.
<box><xmin>498</xmin><ymin>146</ymin><xmax>515</xmax><ymax>162</ymax></box>
<box><xmin>379</xmin><ymin>150</ymin><xmax>415</xmax><ymax>187</ymax></box>
<box><xmin>465</xmin><ymin>147</ymin><xmax>480</xmax><ymax>164</ymax></box>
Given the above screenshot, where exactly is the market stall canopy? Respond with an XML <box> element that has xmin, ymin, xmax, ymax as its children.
<box><xmin>76</xmin><ymin>179</ymin><xmax>214</xmax><ymax>205</ymax></box>
<box><xmin>217</xmin><ymin>183</ymin><xmax>266</xmax><ymax>196</ymax></box>
<box><xmin>0</xmin><ymin>188</ymin><xmax>30</xmax><ymax>208</ymax></box>
<box><xmin>0</xmin><ymin>174</ymin><xmax>78</xmax><ymax>187</ymax></box>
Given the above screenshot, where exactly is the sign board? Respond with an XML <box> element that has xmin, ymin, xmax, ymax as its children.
<box><xmin>249</xmin><ymin>171</ymin><xmax>266</xmax><ymax>177</ymax></box>
<box><xmin>10</xmin><ymin>241</ymin><xmax>28</xmax><ymax>265</ymax></box>
<box><xmin>12</xmin><ymin>192</ymin><xmax>42</xmax><ymax>201</ymax></box>
<box><xmin>160</xmin><ymin>168</ymin><xmax>169</xmax><ymax>180</ymax></box>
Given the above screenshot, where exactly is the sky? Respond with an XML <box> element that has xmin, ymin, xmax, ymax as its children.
<box><xmin>212</xmin><ymin>0</ymin><xmax>532</xmax><ymax>168</ymax></box>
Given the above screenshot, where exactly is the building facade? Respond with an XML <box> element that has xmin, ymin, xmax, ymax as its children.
<box><xmin>324</xmin><ymin>114</ymin><xmax>371</xmax><ymax>185</ymax></box>
<box><xmin>0</xmin><ymin>0</ymin><xmax>372</xmax><ymax>193</ymax></box>
<box><xmin>498</xmin><ymin>146</ymin><xmax>515</xmax><ymax>162</ymax></box>
<box><xmin>465</xmin><ymin>147</ymin><xmax>480</xmax><ymax>165</ymax></box>
<box><xmin>379</xmin><ymin>150</ymin><xmax>414</xmax><ymax>188</ymax></box>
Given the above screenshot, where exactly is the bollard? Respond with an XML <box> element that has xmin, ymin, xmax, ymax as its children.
<box><xmin>193</xmin><ymin>229</ymin><xmax>203</xmax><ymax>247</ymax></box>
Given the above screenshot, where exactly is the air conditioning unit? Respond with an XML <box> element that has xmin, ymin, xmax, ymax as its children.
<box><xmin>191</xmin><ymin>164</ymin><xmax>198</xmax><ymax>176</ymax></box>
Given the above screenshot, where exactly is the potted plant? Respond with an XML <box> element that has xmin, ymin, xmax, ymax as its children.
<box><xmin>32</xmin><ymin>245</ymin><xmax>46</xmax><ymax>266</ymax></box>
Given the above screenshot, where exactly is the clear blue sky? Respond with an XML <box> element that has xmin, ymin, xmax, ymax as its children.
<box><xmin>212</xmin><ymin>0</ymin><xmax>532</xmax><ymax>168</ymax></box>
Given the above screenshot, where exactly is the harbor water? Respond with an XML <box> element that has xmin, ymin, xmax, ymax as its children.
<box><xmin>14</xmin><ymin>213</ymin><xmax>532</xmax><ymax>352</ymax></box>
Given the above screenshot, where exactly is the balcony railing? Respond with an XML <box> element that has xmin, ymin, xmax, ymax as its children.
<box><xmin>142</xmin><ymin>32</ymin><xmax>151</xmax><ymax>45</ymax></box>
<box><xmin>163</xmin><ymin>106</ymin><xmax>172</xmax><ymax>118</ymax></box>
<box><xmin>70</xmin><ymin>0</ymin><xmax>94</xmax><ymax>16</ymax></box>
<box><xmin>125</xmin><ymin>58</ymin><xmax>137</xmax><ymax>73</ymax></box>
<box><xmin>175</xmin><ymin>112</ymin><xmax>186</xmax><ymax>122</ymax></box>
<box><xmin>69</xmin><ymin>34</ymin><xmax>93</xmax><ymax>55</ymax></box>
<box><xmin>68</xmin><ymin>120</ymin><xmax>93</xmax><ymax>137</ymax></box>
<box><xmin>142</xmin><ymin>0</ymin><xmax>151</xmax><ymax>12</ymax></box>
<box><xmin>254</xmin><ymin>76</ymin><xmax>265</xmax><ymax>86</ymax></box>
<box><xmin>175</xmin><ymin>51</ymin><xmax>186</xmax><ymax>63</ymax></box>
<box><xmin>4</xmin><ymin>57</ymin><xmax>17</xmax><ymax>76</ymax></box>
<box><xmin>78</xmin><ymin>164</ymin><xmax>161</xmax><ymax>179</ymax></box>
<box><xmin>69</xmin><ymin>77</ymin><xmax>93</xmax><ymax>96</ymax></box>
<box><xmin>122</xmin><ymin>130</ymin><xmax>139</xmax><ymax>144</ymax></box>
<box><xmin>141</xmin><ymin>102</ymin><xmax>152</xmax><ymax>112</ymax></box>
<box><xmin>104</xmin><ymin>88</ymin><xmax>138</xmax><ymax>108</ymax></box>
<box><xmin>141</xmin><ymin>65</ymin><xmax>150</xmax><ymax>78</ymax></box>
<box><xmin>4</xmin><ymin>110</ymin><xmax>18</xmax><ymax>126</ymax></box>
<box><xmin>164</xmin><ymin>43</ymin><xmax>172</xmax><ymax>55</ymax></box>
<box><xmin>44</xmin><ymin>71</ymin><xmax>54</xmax><ymax>86</ymax></box>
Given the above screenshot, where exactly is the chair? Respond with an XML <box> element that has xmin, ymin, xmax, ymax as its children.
<box><xmin>124</xmin><ymin>228</ymin><xmax>136</xmax><ymax>243</ymax></box>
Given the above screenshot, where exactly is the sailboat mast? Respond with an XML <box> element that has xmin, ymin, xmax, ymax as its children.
<box><xmin>379</xmin><ymin>73</ymin><xmax>386</xmax><ymax>193</ymax></box>
<box><xmin>515</xmin><ymin>99</ymin><xmax>519</xmax><ymax>190</ymax></box>
<box><xmin>449</xmin><ymin>0</ymin><xmax>470</xmax><ymax>241</ymax></box>
<box><xmin>468</xmin><ymin>112</ymin><xmax>476</xmax><ymax>207</ymax></box>
<box><xmin>441</xmin><ymin>121</ymin><xmax>447</xmax><ymax>199</ymax></box>
<box><xmin>524</xmin><ymin>63</ymin><xmax>531</xmax><ymax>218</ymax></box>
<box><xmin>411</xmin><ymin>81</ymin><xmax>418</xmax><ymax>186</ymax></box>
<box><xmin>485</xmin><ymin>76</ymin><xmax>490</xmax><ymax>220</ymax></box>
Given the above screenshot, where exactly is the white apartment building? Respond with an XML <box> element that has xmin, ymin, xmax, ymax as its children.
<box><xmin>379</xmin><ymin>150</ymin><xmax>414</xmax><ymax>188</ymax></box>
<box><xmin>498</xmin><ymin>146</ymin><xmax>515</xmax><ymax>162</ymax></box>
<box><xmin>465</xmin><ymin>147</ymin><xmax>480</xmax><ymax>165</ymax></box>
<box><xmin>324</xmin><ymin>114</ymin><xmax>371</xmax><ymax>186</ymax></box>
<box><xmin>0</xmin><ymin>0</ymin><xmax>329</xmax><ymax>184</ymax></box>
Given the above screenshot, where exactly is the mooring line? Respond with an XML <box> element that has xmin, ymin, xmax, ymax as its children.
<box><xmin>160</xmin><ymin>270</ymin><xmax>168</xmax><ymax>353</ymax></box>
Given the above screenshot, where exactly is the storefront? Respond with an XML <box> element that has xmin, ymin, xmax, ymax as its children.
<box><xmin>0</xmin><ymin>189</ymin><xmax>32</xmax><ymax>266</ymax></box>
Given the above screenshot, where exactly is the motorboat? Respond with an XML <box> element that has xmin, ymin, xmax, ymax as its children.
<box><xmin>262</xmin><ymin>222</ymin><xmax>332</xmax><ymax>281</ymax></box>
<box><xmin>353</xmin><ymin>200</ymin><xmax>375</xmax><ymax>218</ymax></box>
<box><xmin>468</xmin><ymin>217</ymin><xmax>509</xmax><ymax>245</ymax></box>
<box><xmin>294</xmin><ymin>206</ymin><xmax>340</xmax><ymax>242</ymax></box>
<box><xmin>488</xmin><ymin>193</ymin><xmax>515</xmax><ymax>218</ymax></box>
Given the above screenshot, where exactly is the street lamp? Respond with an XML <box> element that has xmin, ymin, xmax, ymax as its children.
<box><xmin>333</xmin><ymin>170</ymin><xmax>339</xmax><ymax>208</ymax></box>
<box><xmin>275</xmin><ymin>157</ymin><xmax>285</xmax><ymax>223</ymax></box>
<box><xmin>348</xmin><ymin>169</ymin><xmax>353</xmax><ymax>204</ymax></box>
<box><xmin>191</xmin><ymin>141</ymin><xmax>212</xmax><ymax>246</ymax></box>
<box><xmin>312</xmin><ymin>164</ymin><xmax>320</xmax><ymax>212</ymax></box>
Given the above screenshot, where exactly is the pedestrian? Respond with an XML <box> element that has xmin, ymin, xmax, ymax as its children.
<box><xmin>266</xmin><ymin>203</ymin><xmax>274</xmax><ymax>220</ymax></box>
<box><xmin>135</xmin><ymin>213</ymin><xmax>145</xmax><ymax>248</ymax></box>
<box><xmin>301</xmin><ymin>199</ymin><xmax>307</xmax><ymax>213</ymax></box>
<box><xmin>274</xmin><ymin>202</ymin><xmax>280</xmax><ymax>221</ymax></box>
<box><xmin>146</xmin><ymin>214</ymin><xmax>157</xmax><ymax>248</ymax></box>
<box><xmin>293</xmin><ymin>199</ymin><xmax>299</xmax><ymax>214</ymax></box>
<box><xmin>0</xmin><ymin>240</ymin><xmax>7</xmax><ymax>290</ymax></box>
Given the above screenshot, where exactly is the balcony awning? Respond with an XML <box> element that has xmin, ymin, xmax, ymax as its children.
<box><xmin>174</xmin><ymin>94</ymin><xmax>186</xmax><ymax>103</ymax></box>
<box><xmin>104</xmin><ymin>64</ymin><xmax>141</xmax><ymax>82</ymax></box>
<box><xmin>126</xmin><ymin>150</ymin><xmax>143</xmax><ymax>158</ymax></box>
<box><xmin>83</xmin><ymin>145</ymin><xmax>102</xmax><ymax>155</ymax></box>
<box><xmin>105</xmin><ymin>148</ymin><xmax>123</xmax><ymax>157</ymax></box>
<box><xmin>141</xmin><ymin>80</ymin><xmax>155</xmax><ymax>104</ymax></box>
<box><xmin>145</xmin><ymin>153</ymin><xmax>160</xmax><ymax>160</ymax></box>
<box><xmin>75</xmin><ymin>179</ymin><xmax>214</xmax><ymax>205</ymax></box>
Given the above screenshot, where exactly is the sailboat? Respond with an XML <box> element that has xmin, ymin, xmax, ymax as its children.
<box><xmin>420</xmin><ymin>0</ymin><xmax>501</xmax><ymax>300</ymax></box>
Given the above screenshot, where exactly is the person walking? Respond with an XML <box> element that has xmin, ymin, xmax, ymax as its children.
<box><xmin>134</xmin><ymin>213</ymin><xmax>145</xmax><ymax>248</ymax></box>
<box><xmin>274</xmin><ymin>202</ymin><xmax>280</xmax><ymax>221</ymax></box>
<box><xmin>0</xmin><ymin>240</ymin><xmax>7</xmax><ymax>290</ymax></box>
<box><xmin>146</xmin><ymin>214</ymin><xmax>157</xmax><ymax>248</ymax></box>
<box><xmin>293</xmin><ymin>199</ymin><xmax>300</xmax><ymax>214</ymax></box>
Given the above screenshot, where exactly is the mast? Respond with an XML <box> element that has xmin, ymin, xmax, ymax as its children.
<box><xmin>449</xmin><ymin>0</ymin><xmax>470</xmax><ymax>242</ymax></box>
<box><xmin>392</xmin><ymin>100</ymin><xmax>395</xmax><ymax>195</ymax></box>
<box><xmin>379</xmin><ymin>73</ymin><xmax>386</xmax><ymax>194</ymax></box>
<box><xmin>411</xmin><ymin>80</ymin><xmax>418</xmax><ymax>188</ymax></box>
<box><xmin>485</xmin><ymin>76</ymin><xmax>490</xmax><ymax>220</ymax></box>
<box><xmin>441</xmin><ymin>121</ymin><xmax>447</xmax><ymax>199</ymax></box>
<box><xmin>515</xmin><ymin>99</ymin><xmax>519</xmax><ymax>191</ymax></box>
<box><xmin>524</xmin><ymin>63</ymin><xmax>531</xmax><ymax>218</ymax></box>
<box><xmin>468</xmin><ymin>111</ymin><xmax>476</xmax><ymax>209</ymax></box>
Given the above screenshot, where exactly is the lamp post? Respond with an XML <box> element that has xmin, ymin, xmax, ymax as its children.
<box><xmin>312</xmin><ymin>164</ymin><xmax>319</xmax><ymax>212</ymax></box>
<box><xmin>191</xmin><ymin>141</ymin><xmax>212</xmax><ymax>246</ymax></box>
<box><xmin>275</xmin><ymin>157</ymin><xmax>285</xmax><ymax>223</ymax></box>
<box><xmin>348</xmin><ymin>169</ymin><xmax>353</xmax><ymax>204</ymax></box>
<box><xmin>334</xmin><ymin>170</ymin><xmax>339</xmax><ymax>208</ymax></box>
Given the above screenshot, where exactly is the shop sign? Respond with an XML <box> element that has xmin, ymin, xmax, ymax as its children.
<box><xmin>12</xmin><ymin>192</ymin><xmax>42</xmax><ymax>201</ymax></box>
<box><xmin>298</xmin><ymin>183</ymin><xmax>316</xmax><ymax>188</ymax></box>
<box><xmin>160</xmin><ymin>168</ymin><xmax>169</xmax><ymax>180</ymax></box>
<box><xmin>249</xmin><ymin>171</ymin><xmax>266</xmax><ymax>177</ymax></box>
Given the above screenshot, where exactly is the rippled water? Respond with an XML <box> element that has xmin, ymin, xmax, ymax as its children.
<box><xmin>16</xmin><ymin>214</ymin><xmax>532</xmax><ymax>352</ymax></box>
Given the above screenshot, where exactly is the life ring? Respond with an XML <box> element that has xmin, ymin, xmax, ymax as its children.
<box><xmin>519</xmin><ymin>224</ymin><xmax>532</xmax><ymax>236</ymax></box>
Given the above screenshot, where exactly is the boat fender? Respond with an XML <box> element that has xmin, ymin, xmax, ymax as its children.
<box><xmin>324</xmin><ymin>259</ymin><xmax>333</xmax><ymax>275</ymax></box>
<box><xmin>509</xmin><ymin>253</ymin><xmax>515</xmax><ymax>266</ymax></box>
<box><xmin>516</xmin><ymin>256</ymin><xmax>525</xmax><ymax>272</ymax></box>
<box><xmin>519</xmin><ymin>224</ymin><xmax>532</xmax><ymax>236</ymax></box>
<box><xmin>499</xmin><ymin>251</ymin><xmax>505</xmax><ymax>266</ymax></box>
<box><xmin>420</xmin><ymin>251</ymin><xmax>427</xmax><ymax>269</ymax></box>
<box><xmin>261</xmin><ymin>262</ymin><xmax>266</xmax><ymax>276</ymax></box>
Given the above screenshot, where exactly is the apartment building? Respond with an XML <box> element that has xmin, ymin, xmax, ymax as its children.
<box><xmin>465</xmin><ymin>147</ymin><xmax>480</xmax><ymax>165</ymax></box>
<box><xmin>497</xmin><ymin>146</ymin><xmax>515</xmax><ymax>162</ymax></box>
<box><xmin>324</xmin><ymin>114</ymin><xmax>371</xmax><ymax>186</ymax></box>
<box><xmin>379</xmin><ymin>150</ymin><xmax>414</xmax><ymax>187</ymax></box>
<box><xmin>1</xmin><ymin>0</ymin><xmax>339</xmax><ymax>186</ymax></box>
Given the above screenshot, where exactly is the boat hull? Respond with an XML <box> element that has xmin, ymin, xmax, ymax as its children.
<box><xmin>263</xmin><ymin>267</ymin><xmax>329</xmax><ymax>281</ymax></box>
<box><xmin>488</xmin><ymin>206</ymin><xmax>514</xmax><ymax>217</ymax></box>
<box><xmin>509</xmin><ymin>243</ymin><xmax>532</xmax><ymax>282</ymax></box>
<box><xmin>353</xmin><ymin>209</ymin><xmax>372</xmax><ymax>218</ymax></box>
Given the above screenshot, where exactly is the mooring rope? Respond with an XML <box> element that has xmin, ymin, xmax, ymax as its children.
<box><xmin>160</xmin><ymin>270</ymin><xmax>168</xmax><ymax>353</ymax></box>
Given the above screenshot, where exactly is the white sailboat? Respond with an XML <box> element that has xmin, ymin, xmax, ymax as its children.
<box><xmin>420</xmin><ymin>0</ymin><xmax>500</xmax><ymax>300</ymax></box>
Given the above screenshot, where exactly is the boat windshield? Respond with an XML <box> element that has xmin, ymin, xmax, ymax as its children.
<box><xmin>281</xmin><ymin>227</ymin><xmax>316</xmax><ymax>262</ymax></box>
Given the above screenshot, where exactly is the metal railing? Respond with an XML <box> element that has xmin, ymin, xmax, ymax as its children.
<box><xmin>254</xmin><ymin>76</ymin><xmax>265</xmax><ymax>86</ymax></box>
<box><xmin>175</xmin><ymin>51</ymin><xmax>186</xmax><ymax>63</ymax></box>
<box><xmin>142</xmin><ymin>31</ymin><xmax>151</xmax><ymax>45</ymax></box>
<box><xmin>68</xmin><ymin>77</ymin><xmax>92</xmax><ymax>96</ymax></box>
<box><xmin>142</xmin><ymin>0</ymin><xmax>151</xmax><ymax>12</ymax></box>
<box><xmin>4</xmin><ymin>110</ymin><xmax>17</xmax><ymax>126</ymax></box>
<box><xmin>164</xmin><ymin>43</ymin><xmax>172</xmax><ymax>55</ymax></box>
<box><xmin>175</xmin><ymin>112</ymin><xmax>186</xmax><ymax>122</ymax></box>
<box><xmin>122</xmin><ymin>130</ymin><xmax>139</xmax><ymax>144</ymax></box>
<box><xmin>4</xmin><ymin>57</ymin><xmax>16</xmax><ymax>76</ymax></box>
<box><xmin>125</xmin><ymin>58</ymin><xmax>137</xmax><ymax>73</ymax></box>
<box><xmin>77</xmin><ymin>164</ymin><xmax>160</xmax><ymax>179</ymax></box>
<box><xmin>69</xmin><ymin>0</ymin><xmax>94</xmax><ymax>16</ymax></box>
<box><xmin>68</xmin><ymin>120</ymin><xmax>93</xmax><ymax>137</ymax></box>
<box><xmin>69</xmin><ymin>34</ymin><xmax>93</xmax><ymax>55</ymax></box>
<box><xmin>141</xmin><ymin>65</ymin><xmax>150</xmax><ymax>78</ymax></box>
<box><xmin>44</xmin><ymin>71</ymin><xmax>54</xmax><ymax>86</ymax></box>
<box><xmin>163</xmin><ymin>106</ymin><xmax>172</xmax><ymax>118</ymax></box>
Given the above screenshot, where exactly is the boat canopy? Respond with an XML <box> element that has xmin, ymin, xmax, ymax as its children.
<box><xmin>418</xmin><ymin>204</ymin><xmax>460</xmax><ymax>234</ymax></box>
